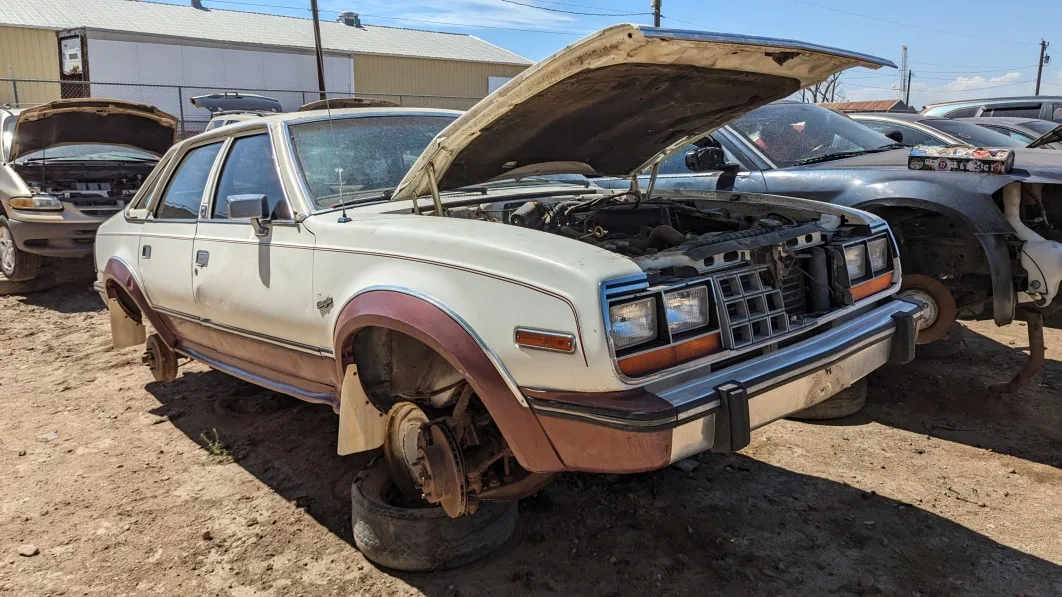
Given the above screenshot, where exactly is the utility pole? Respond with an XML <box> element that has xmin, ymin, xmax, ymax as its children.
<box><xmin>899</xmin><ymin>45</ymin><xmax>908</xmax><ymax>102</ymax></box>
<box><xmin>1035</xmin><ymin>39</ymin><xmax>1050</xmax><ymax>96</ymax></box>
<box><xmin>905</xmin><ymin>71</ymin><xmax>913</xmax><ymax>106</ymax></box>
<box><xmin>310</xmin><ymin>0</ymin><xmax>327</xmax><ymax>100</ymax></box>
<box><xmin>652</xmin><ymin>0</ymin><xmax>661</xmax><ymax>27</ymax></box>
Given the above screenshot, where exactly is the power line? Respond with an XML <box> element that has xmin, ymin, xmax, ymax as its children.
<box><xmin>786</xmin><ymin>0</ymin><xmax>1037</xmax><ymax>46</ymax></box>
<box><xmin>200</xmin><ymin>0</ymin><xmax>586</xmax><ymax>34</ymax></box>
<box><xmin>498</xmin><ymin>0</ymin><xmax>649</xmax><ymax>17</ymax></box>
<box><xmin>916</xmin><ymin>65</ymin><xmax>1038</xmax><ymax>74</ymax></box>
<box><xmin>525</xmin><ymin>0</ymin><xmax>643</xmax><ymax>11</ymax></box>
<box><xmin>661</xmin><ymin>15</ymin><xmax>722</xmax><ymax>32</ymax></box>
<box><xmin>847</xmin><ymin>80</ymin><xmax>1032</xmax><ymax>92</ymax></box>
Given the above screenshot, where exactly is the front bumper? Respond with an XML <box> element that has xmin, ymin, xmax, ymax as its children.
<box><xmin>524</xmin><ymin>297</ymin><xmax>922</xmax><ymax>473</ymax></box>
<box><xmin>7</xmin><ymin>209</ymin><xmax>113</xmax><ymax>258</ymax></box>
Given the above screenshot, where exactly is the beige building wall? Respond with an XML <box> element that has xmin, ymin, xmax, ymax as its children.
<box><xmin>0</xmin><ymin>26</ymin><xmax>61</xmax><ymax>105</ymax></box>
<box><xmin>353</xmin><ymin>55</ymin><xmax>527</xmax><ymax>110</ymax></box>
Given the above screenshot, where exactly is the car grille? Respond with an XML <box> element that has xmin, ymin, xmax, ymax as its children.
<box><xmin>779</xmin><ymin>266</ymin><xmax>807</xmax><ymax>315</ymax></box>
<box><xmin>710</xmin><ymin>266</ymin><xmax>789</xmax><ymax>350</ymax></box>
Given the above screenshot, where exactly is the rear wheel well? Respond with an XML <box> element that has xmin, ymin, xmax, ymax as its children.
<box><xmin>107</xmin><ymin>281</ymin><xmax>143</xmax><ymax>323</ymax></box>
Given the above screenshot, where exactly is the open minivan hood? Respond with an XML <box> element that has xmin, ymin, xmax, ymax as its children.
<box><xmin>392</xmin><ymin>24</ymin><xmax>893</xmax><ymax>200</ymax></box>
<box><xmin>8</xmin><ymin>98</ymin><xmax>178</xmax><ymax>161</ymax></box>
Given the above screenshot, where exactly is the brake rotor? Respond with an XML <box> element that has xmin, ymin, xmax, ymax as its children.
<box><xmin>899</xmin><ymin>274</ymin><xmax>957</xmax><ymax>345</ymax></box>
<box><xmin>415</xmin><ymin>422</ymin><xmax>467</xmax><ymax>518</ymax></box>
<box><xmin>383</xmin><ymin>402</ymin><xmax>430</xmax><ymax>500</ymax></box>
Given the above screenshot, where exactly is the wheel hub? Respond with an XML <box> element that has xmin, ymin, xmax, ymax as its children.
<box><xmin>383</xmin><ymin>402</ymin><xmax>430</xmax><ymax>500</ymax></box>
<box><xmin>899</xmin><ymin>274</ymin><xmax>957</xmax><ymax>345</ymax></box>
<box><xmin>0</xmin><ymin>226</ymin><xmax>15</xmax><ymax>275</ymax></box>
<box><xmin>413</xmin><ymin>422</ymin><xmax>467</xmax><ymax>518</ymax></box>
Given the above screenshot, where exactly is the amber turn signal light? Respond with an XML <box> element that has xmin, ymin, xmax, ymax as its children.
<box><xmin>618</xmin><ymin>331</ymin><xmax>722</xmax><ymax>377</ymax></box>
<box><xmin>851</xmin><ymin>272</ymin><xmax>893</xmax><ymax>301</ymax></box>
<box><xmin>515</xmin><ymin>328</ymin><xmax>576</xmax><ymax>353</ymax></box>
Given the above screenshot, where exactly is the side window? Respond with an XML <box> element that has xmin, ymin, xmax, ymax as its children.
<box><xmin>211</xmin><ymin>134</ymin><xmax>289</xmax><ymax>220</ymax></box>
<box><xmin>984</xmin><ymin>105</ymin><xmax>1041</xmax><ymax>119</ymax></box>
<box><xmin>943</xmin><ymin>107</ymin><xmax>979</xmax><ymax>118</ymax></box>
<box><xmin>1051</xmin><ymin>103</ymin><xmax>1062</xmax><ymax>123</ymax></box>
<box><xmin>155</xmin><ymin>142</ymin><xmax>223</xmax><ymax>220</ymax></box>
<box><xmin>859</xmin><ymin>120</ymin><xmax>942</xmax><ymax>146</ymax></box>
<box><xmin>982</xmin><ymin>125</ymin><xmax>1033</xmax><ymax>144</ymax></box>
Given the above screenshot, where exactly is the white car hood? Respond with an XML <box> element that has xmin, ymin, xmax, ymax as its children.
<box><xmin>392</xmin><ymin>24</ymin><xmax>893</xmax><ymax>200</ymax></box>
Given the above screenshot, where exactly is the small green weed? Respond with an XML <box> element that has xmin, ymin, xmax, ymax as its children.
<box><xmin>200</xmin><ymin>428</ymin><xmax>229</xmax><ymax>457</ymax></box>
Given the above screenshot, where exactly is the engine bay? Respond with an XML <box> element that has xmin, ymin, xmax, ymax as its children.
<box><xmin>13</xmin><ymin>163</ymin><xmax>154</xmax><ymax>208</ymax></box>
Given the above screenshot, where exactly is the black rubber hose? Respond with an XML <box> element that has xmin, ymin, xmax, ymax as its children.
<box><xmin>809</xmin><ymin>247</ymin><xmax>831</xmax><ymax>313</ymax></box>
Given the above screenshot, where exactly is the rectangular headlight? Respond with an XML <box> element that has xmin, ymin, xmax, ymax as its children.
<box><xmin>867</xmin><ymin>237</ymin><xmax>889</xmax><ymax>272</ymax></box>
<box><xmin>844</xmin><ymin>244</ymin><xmax>867</xmax><ymax>280</ymax></box>
<box><xmin>609</xmin><ymin>297</ymin><xmax>657</xmax><ymax>350</ymax></box>
<box><xmin>663</xmin><ymin>286</ymin><xmax>710</xmax><ymax>335</ymax></box>
<box><xmin>10</xmin><ymin>194</ymin><xmax>63</xmax><ymax>211</ymax></box>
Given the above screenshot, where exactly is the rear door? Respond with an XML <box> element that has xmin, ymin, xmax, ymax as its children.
<box><xmin>138</xmin><ymin>140</ymin><xmax>224</xmax><ymax>317</ymax></box>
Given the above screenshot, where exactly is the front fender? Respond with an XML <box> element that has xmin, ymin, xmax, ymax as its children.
<box><xmin>331</xmin><ymin>289</ymin><xmax>565</xmax><ymax>473</ymax></box>
<box><xmin>836</xmin><ymin>185</ymin><xmax>1016</xmax><ymax>326</ymax></box>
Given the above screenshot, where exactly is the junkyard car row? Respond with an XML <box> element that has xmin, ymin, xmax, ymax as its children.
<box><xmin>2</xmin><ymin>24</ymin><xmax>1060</xmax><ymax>571</ymax></box>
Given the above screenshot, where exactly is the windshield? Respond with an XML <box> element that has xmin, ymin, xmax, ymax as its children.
<box><xmin>288</xmin><ymin>115</ymin><xmax>456</xmax><ymax>210</ymax></box>
<box><xmin>730</xmin><ymin>103</ymin><xmax>896</xmax><ymax>167</ymax></box>
<box><xmin>921</xmin><ymin>119</ymin><xmax>1026</xmax><ymax>148</ymax></box>
<box><xmin>11</xmin><ymin>142</ymin><xmax>157</xmax><ymax>164</ymax></box>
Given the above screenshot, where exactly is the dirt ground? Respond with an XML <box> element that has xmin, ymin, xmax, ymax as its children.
<box><xmin>1</xmin><ymin>263</ymin><xmax>1061</xmax><ymax>597</ymax></box>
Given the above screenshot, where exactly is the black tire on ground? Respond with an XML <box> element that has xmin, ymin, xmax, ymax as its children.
<box><xmin>915</xmin><ymin>324</ymin><xmax>967</xmax><ymax>360</ymax></box>
<box><xmin>0</xmin><ymin>216</ymin><xmax>42</xmax><ymax>282</ymax></box>
<box><xmin>789</xmin><ymin>378</ymin><xmax>868</xmax><ymax>421</ymax></box>
<box><xmin>351</xmin><ymin>460</ymin><xmax>518</xmax><ymax>572</ymax></box>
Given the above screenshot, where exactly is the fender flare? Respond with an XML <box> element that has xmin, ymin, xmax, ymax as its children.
<box><xmin>101</xmin><ymin>257</ymin><xmax>178</xmax><ymax>347</ymax></box>
<box><xmin>852</xmin><ymin>198</ymin><xmax>1016</xmax><ymax>326</ymax></box>
<box><xmin>332</xmin><ymin>288</ymin><xmax>565</xmax><ymax>473</ymax></box>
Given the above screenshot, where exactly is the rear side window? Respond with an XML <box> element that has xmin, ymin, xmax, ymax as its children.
<box><xmin>858</xmin><ymin>119</ymin><xmax>943</xmax><ymax>147</ymax></box>
<box><xmin>981</xmin><ymin>125</ymin><xmax>1033</xmax><ymax>144</ymax></box>
<box><xmin>211</xmin><ymin>134</ymin><xmax>289</xmax><ymax>219</ymax></box>
<box><xmin>943</xmin><ymin>107</ymin><xmax>979</xmax><ymax>118</ymax></box>
<box><xmin>156</xmin><ymin>142</ymin><xmax>223</xmax><ymax>219</ymax></box>
<box><xmin>1051</xmin><ymin>103</ymin><xmax>1062</xmax><ymax>123</ymax></box>
<box><xmin>984</xmin><ymin>105</ymin><xmax>1042</xmax><ymax>119</ymax></box>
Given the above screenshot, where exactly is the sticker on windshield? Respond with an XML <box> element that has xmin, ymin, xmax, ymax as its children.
<box><xmin>908</xmin><ymin>145</ymin><xmax>1014</xmax><ymax>174</ymax></box>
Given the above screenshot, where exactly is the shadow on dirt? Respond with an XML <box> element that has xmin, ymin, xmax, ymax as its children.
<box><xmin>144</xmin><ymin>369</ymin><xmax>1062</xmax><ymax>597</ymax></box>
<box><xmin>864</xmin><ymin>324</ymin><xmax>1062</xmax><ymax>469</ymax></box>
<box><xmin>8</xmin><ymin>258</ymin><xmax>102</xmax><ymax>315</ymax></box>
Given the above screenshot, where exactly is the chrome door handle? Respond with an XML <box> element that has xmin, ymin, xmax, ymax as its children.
<box><xmin>195</xmin><ymin>250</ymin><xmax>209</xmax><ymax>267</ymax></box>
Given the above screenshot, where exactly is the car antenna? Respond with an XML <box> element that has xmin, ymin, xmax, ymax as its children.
<box><xmin>323</xmin><ymin>96</ymin><xmax>350</xmax><ymax>223</ymax></box>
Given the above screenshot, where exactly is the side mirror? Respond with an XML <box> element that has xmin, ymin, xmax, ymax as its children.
<box><xmin>884</xmin><ymin>130</ymin><xmax>905</xmax><ymax>144</ymax></box>
<box><xmin>684</xmin><ymin>146</ymin><xmax>728</xmax><ymax>172</ymax></box>
<box><xmin>226</xmin><ymin>194</ymin><xmax>270</xmax><ymax>236</ymax></box>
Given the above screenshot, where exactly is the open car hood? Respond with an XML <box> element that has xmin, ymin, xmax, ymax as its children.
<box><xmin>1027</xmin><ymin>122</ymin><xmax>1062</xmax><ymax>149</ymax></box>
<box><xmin>392</xmin><ymin>24</ymin><xmax>893</xmax><ymax>200</ymax></box>
<box><xmin>9</xmin><ymin>98</ymin><xmax>177</xmax><ymax>161</ymax></box>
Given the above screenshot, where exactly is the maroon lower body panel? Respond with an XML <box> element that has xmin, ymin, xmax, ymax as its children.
<box><xmin>167</xmin><ymin>317</ymin><xmax>339</xmax><ymax>409</ymax></box>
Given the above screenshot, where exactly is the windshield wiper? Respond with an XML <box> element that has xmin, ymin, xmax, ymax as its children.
<box><xmin>326</xmin><ymin>188</ymin><xmax>393</xmax><ymax>209</ymax></box>
<box><xmin>792</xmin><ymin>149</ymin><xmax>879</xmax><ymax>166</ymax></box>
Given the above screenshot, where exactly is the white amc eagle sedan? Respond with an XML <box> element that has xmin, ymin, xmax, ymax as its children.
<box><xmin>94</xmin><ymin>25</ymin><xmax>922</xmax><ymax>570</ymax></box>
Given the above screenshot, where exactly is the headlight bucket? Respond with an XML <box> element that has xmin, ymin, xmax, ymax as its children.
<box><xmin>830</xmin><ymin>233</ymin><xmax>896</xmax><ymax>303</ymax></box>
<box><xmin>9</xmin><ymin>194</ymin><xmax>63</xmax><ymax>211</ymax></box>
<box><xmin>663</xmin><ymin>286</ymin><xmax>710</xmax><ymax>335</ymax></box>
<box><xmin>609</xmin><ymin>297</ymin><xmax>658</xmax><ymax>350</ymax></box>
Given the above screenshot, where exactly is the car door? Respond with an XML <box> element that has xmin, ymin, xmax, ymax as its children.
<box><xmin>190</xmin><ymin>129</ymin><xmax>320</xmax><ymax>350</ymax></box>
<box><xmin>139</xmin><ymin>140</ymin><xmax>224</xmax><ymax>317</ymax></box>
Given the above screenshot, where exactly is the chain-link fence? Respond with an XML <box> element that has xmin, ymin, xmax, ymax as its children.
<box><xmin>1</xmin><ymin>78</ymin><xmax>481</xmax><ymax>138</ymax></box>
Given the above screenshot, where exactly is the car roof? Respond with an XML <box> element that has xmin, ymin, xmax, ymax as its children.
<box><xmin>954</xmin><ymin>116</ymin><xmax>1040</xmax><ymax>126</ymax></box>
<box><xmin>922</xmin><ymin>95</ymin><xmax>1062</xmax><ymax>109</ymax></box>
<box><xmin>850</xmin><ymin>112</ymin><xmax>927</xmax><ymax>123</ymax></box>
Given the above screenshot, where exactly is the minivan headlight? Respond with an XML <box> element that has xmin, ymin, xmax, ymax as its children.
<box><xmin>10</xmin><ymin>194</ymin><xmax>63</xmax><ymax>211</ymax></box>
<box><xmin>663</xmin><ymin>286</ymin><xmax>709</xmax><ymax>335</ymax></box>
<box><xmin>609</xmin><ymin>297</ymin><xmax>657</xmax><ymax>349</ymax></box>
<box><xmin>844</xmin><ymin>244</ymin><xmax>867</xmax><ymax>279</ymax></box>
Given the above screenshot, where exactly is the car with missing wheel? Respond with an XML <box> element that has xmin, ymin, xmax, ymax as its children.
<box><xmin>599</xmin><ymin>101</ymin><xmax>1062</xmax><ymax>390</ymax></box>
<box><xmin>93</xmin><ymin>26</ymin><xmax>922</xmax><ymax>570</ymax></box>
<box><xmin>0</xmin><ymin>99</ymin><xmax>176</xmax><ymax>283</ymax></box>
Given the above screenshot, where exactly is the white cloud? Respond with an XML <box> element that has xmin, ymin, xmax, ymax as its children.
<box><xmin>909</xmin><ymin>72</ymin><xmax>1030</xmax><ymax>108</ymax></box>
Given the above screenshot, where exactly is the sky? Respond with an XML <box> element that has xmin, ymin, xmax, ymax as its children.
<box><xmin>158</xmin><ymin>0</ymin><xmax>1061</xmax><ymax>109</ymax></box>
